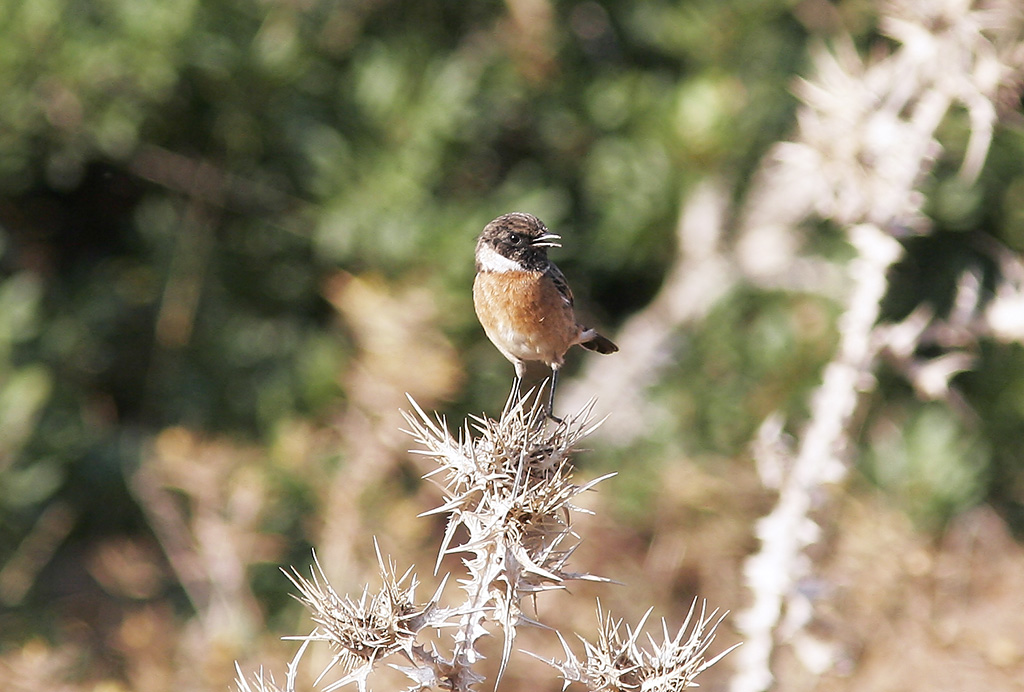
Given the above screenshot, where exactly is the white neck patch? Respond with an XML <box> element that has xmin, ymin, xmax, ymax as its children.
<box><xmin>476</xmin><ymin>243</ymin><xmax>522</xmax><ymax>273</ymax></box>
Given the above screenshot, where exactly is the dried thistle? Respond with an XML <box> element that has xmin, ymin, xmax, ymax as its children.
<box><xmin>281</xmin><ymin>542</ymin><xmax>455</xmax><ymax>691</ymax></box>
<box><xmin>236</xmin><ymin>391</ymin><xmax>734</xmax><ymax>692</ymax></box>
<box><xmin>402</xmin><ymin>389</ymin><xmax>614</xmax><ymax>684</ymax></box>
<box><xmin>536</xmin><ymin>599</ymin><xmax>737</xmax><ymax>692</ymax></box>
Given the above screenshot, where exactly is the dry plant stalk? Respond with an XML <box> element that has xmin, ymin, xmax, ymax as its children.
<box><xmin>732</xmin><ymin>1</ymin><xmax>1024</xmax><ymax>691</ymax></box>
<box><xmin>236</xmin><ymin>391</ymin><xmax>735</xmax><ymax>692</ymax></box>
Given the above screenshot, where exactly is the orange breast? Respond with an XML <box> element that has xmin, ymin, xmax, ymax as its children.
<box><xmin>473</xmin><ymin>270</ymin><xmax>582</xmax><ymax>367</ymax></box>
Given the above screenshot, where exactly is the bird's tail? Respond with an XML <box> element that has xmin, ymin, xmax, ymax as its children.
<box><xmin>580</xmin><ymin>329</ymin><xmax>618</xmax><ymax>355</ymax></box>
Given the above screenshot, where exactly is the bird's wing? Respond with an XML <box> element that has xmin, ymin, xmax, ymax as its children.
<box><xmin>546</xmin><ymin>263</ymin><xmax>574</xmax><ymax>308</ymax></box>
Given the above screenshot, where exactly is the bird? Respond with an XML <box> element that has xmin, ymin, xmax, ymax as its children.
<box><xmin>473</xmin><ymin>212</ymin><xmax>618</xmax><ymax>420</ymax></box>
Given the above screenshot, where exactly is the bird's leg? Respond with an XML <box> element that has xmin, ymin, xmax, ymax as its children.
<box><xmin>546</xmin><ymin>366</ymin><xmax>563</xmax><ymax>423</ymax></box>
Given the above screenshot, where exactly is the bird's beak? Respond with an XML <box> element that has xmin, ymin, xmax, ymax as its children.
<box><xmin>532</xmin><ymin>233</ymin><xmax>562</xmax><ymax>248</ymax></box>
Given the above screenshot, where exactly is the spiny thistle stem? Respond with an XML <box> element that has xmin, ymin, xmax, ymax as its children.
<box><xmin>403</xmin><ymin>387</ymin><xmax>614</xmax><ymax>686</ymax></box>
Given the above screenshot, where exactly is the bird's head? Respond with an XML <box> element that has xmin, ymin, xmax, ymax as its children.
<box><xmin>475</xmin><ymin>212</ymin><xmax>561</xmax><ymax>273</ymax></box>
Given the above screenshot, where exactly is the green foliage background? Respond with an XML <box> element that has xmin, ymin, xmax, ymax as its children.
<box><xmin>2</xmin><ymin>0</ymin><xmax>1024</xmax><ymax>689</ymax></box>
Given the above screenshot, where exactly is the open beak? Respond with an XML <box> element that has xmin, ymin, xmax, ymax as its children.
<box><xmin>532</xmin><ymin>233</ymin><xmax>562</xmax><ymax>248</ymax></box>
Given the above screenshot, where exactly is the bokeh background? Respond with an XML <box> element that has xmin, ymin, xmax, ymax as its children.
<box><xmin>3</xmin><ymin>0</ymin><xmax>1024</xmax><ymax>690</ymax></box>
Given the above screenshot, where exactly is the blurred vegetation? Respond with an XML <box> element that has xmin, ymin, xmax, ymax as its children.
<box><xmin>2</xmin><ymin>0</ymin><xmax>1024</xmax><ymax>690</ymax></box>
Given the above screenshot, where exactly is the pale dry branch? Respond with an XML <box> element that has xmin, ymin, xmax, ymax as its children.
<box><xmin>732</xmin><ymin>2</ymin><xmax>1024</xmax><ymax>691</ymax></box>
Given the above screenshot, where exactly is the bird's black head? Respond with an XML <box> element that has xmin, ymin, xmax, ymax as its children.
<box><xmin>475</xmin><ymin>212</ymin><xmax>561</xmax><ymax>273</ymax></box>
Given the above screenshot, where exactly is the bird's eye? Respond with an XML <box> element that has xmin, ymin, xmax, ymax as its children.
<box><xmin>507</xmin><ymin>232</ymin><xmax>523</xmax><ymax>245</ymax></box>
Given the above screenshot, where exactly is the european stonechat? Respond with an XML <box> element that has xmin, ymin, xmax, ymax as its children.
<box><xmin>473</xmin><ymin>212</ymin><xmax>618</xmax><ymax>420</ymax></box>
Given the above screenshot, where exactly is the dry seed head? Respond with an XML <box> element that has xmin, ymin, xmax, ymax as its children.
<box><xmin>283</xmin><ymin>547</ymin><xmax>455</xmax><ymax>688</ymax></box>
<box><xmin>402</xmin><ymin>390</ymin><xmax>611</xmax><ymax>583</ymax></box>
<box><xmin>536</xmin><ymin>600</ymin><xmax>737</xmax><ymax>692</ymax></box>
